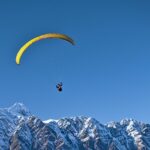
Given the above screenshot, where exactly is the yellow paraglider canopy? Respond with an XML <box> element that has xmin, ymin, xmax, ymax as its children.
<box><xmin>16</xmin><ymin>33</ymin><xmax>74</xmax><ymax>64</ymax></box>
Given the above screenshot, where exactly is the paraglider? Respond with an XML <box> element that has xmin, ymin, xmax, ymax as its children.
<box><xmin>16</xmin><ymin>33</ymin><xmax>75</xmax><ymax>92</ymax></box>
<box><xmin>56</xmin><ymin>82</ymin><xmax>63</xmax><ymax>92</ymax></box>
<box><xmin>16</xmin><ymin>33</ymin><xmax>74</xmax><ymax>64</ymax></box>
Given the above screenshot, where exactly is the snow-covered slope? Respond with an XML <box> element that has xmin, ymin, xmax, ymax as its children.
<box><xmin>0</xmin><ymin>103</ymin><xmax>150</xmax><ymax>150</ymax></box>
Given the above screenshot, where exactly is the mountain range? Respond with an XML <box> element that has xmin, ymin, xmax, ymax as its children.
<box><xmin>0</xmin><ymin>103</ymin><xmax>149</xmax><ymax>150</ymax></box>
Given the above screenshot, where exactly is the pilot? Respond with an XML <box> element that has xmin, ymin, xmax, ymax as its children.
<box><xmin>56</xmin><ymin>82</ymin><xmax>63</xmax><ymax>92</ymax></box>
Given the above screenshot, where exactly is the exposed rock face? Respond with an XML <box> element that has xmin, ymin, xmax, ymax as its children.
<box><xmin>0</xmin><ymin>103</ymin><xmax>150</xmax><ymax>150</ymax></box>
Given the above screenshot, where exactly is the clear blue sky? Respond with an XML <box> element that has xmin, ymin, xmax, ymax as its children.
<box><xmin>0</xmin><ymin>1</ymin><xmax>150</xmax><ymax>123</ymax></box>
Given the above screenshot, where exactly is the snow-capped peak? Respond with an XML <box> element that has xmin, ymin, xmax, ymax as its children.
<box><xmin>7</xmin><ymin>102</ymin><xmax>30</xmax><ymax>117</ymax></box>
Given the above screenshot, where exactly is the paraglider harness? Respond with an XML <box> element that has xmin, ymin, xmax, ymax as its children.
<box><xmin>56</xmin><ymin>82</ymin><xmax>63</xmax><ymax>92</ymax></box>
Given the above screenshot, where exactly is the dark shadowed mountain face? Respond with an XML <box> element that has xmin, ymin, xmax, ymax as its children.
<box><xmin>0</xmin><ymin>103</ymin><xmax>149</xmax><ymax>150</ymax></box>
